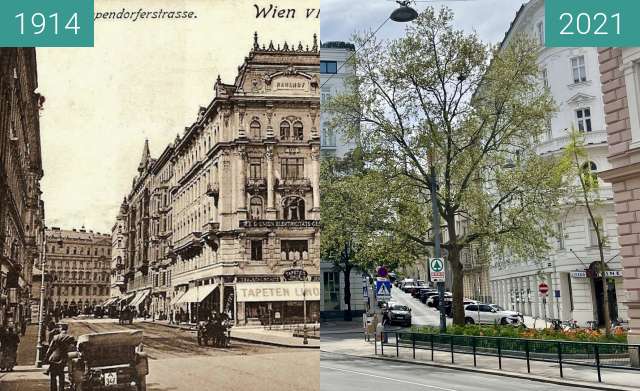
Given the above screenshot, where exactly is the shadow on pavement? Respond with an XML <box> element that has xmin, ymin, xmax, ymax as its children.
<box><xmin>0</xmin><ymin>378</ymin><xmax>49</xmax><ymax>391</ymax></box>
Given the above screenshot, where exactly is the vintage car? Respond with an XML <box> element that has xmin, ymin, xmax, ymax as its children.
<box><xmin>68</xmin><ymin>330</ymin><xmax>148</xmax><ymax>391</ymax></box>
<box><xmin>93</xmin><ymin>306</ymin><xmax>105</xmax><ymax>319</ymax></box>
<box><xmin>196</xmin><ymin>316</ymin><xmax>231</xmax><ymax>348</ymax></box>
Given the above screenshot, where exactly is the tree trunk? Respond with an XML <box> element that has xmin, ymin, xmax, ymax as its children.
<box><xmin>449</xmin><ymin>247</ymin><xmax>465</xmax><ymax>325</ymax></box>
<box><xmin>598</xmin><ymin>246</ymin><xmax>611</xmax><ymax>335</ymax></box>
<box><xmin>343</xmin><ymin>263</ymin><xmax>353</xmax><ymax>321</ymax></box>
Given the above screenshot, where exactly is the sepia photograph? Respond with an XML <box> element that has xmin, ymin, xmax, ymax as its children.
<box><xmin>0</xmin><ymin>1</ymin><xmax>320</xmax><ymax>390</ymax></box>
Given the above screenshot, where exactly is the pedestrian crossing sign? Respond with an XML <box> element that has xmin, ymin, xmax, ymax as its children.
<box><xmin>375</xmin><ymin>280</ymin><xmax>392</xmax><ymax>299</ymax></box>
<box><xmin>429</xmin><ymin>258</ymin><xmax>446</xmax><ymax>282</ymax></box>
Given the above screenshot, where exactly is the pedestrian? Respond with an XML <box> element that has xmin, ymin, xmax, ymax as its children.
<box><xmin>20</xmin><ymin>321</ymin><xmax>27</xmax><ymax>337</ymax></box>
<box><xmin>45</xmin><ymin>326</ymin><xmax>76</xmax><ymax>391</ymax></box>
<box><xmin>0</xmin><ymin>325</ymin><xmax>20</xmax><ymax>371</ymax></box>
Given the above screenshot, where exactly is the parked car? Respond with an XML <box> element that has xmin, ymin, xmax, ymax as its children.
<box><xmin>385</xmin><ymin>304</ymin><xmax>412</xmax><ymax>327</ymax></box>
<box><xmin>464</xmin><ymin>303</ymin><xmax>523</xmax><ymax>325</ymax></box>
<box><xmin>442</xmin><ymin>299</ymin><xmax>478</xmax><ymax>317</ymax></box>
<box><xmin>413</xmin><ymin>287</ymin><xmax>434</xmax><ymax>299</ymax></box>
<box><xmin>427</xmin><ymin>292</ymin><xmax>452</xmax><ymax>308</ymax></box>
<box><xmin>419</xmin><ymin>290</ymin><xmax>439</xmax><ymax>304</ymax></box>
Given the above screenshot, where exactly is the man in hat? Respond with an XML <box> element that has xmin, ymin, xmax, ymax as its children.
<box><xmin>45</xmin><ymin>324</ymin><xmax>75</xmax><ymax>391</ymax></box>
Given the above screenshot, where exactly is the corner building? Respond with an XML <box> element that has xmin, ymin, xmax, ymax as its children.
<box><xmin>113</xmin><ymin>34</ymin><xmax>321</xmax><ymax>325</ymax></box>
<box><xmin>170</xmin><ymin>34</ymin><xmax>321</xmax><ymax>325</ymax></box>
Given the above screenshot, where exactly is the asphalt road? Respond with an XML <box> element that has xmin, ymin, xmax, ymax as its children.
<box><xmin>320</xmin><ymin>351</ymin><xmax>578</xmax><ymax>391</ymax></box>
<box><xmin>389</xmin><ymin>287</ymin><xmax>452</xmax><ymax>327</ymax></box>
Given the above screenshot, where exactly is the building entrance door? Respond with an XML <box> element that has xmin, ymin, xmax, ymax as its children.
<box><xmin>594</xmin><ymin>277</ymin><xmax>618</xmax><ymax>326</ymax></box>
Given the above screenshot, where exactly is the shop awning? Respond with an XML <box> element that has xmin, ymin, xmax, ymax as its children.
<box><xmin>169</xmin><ymin>291</ymin><xmax>187</xmax><ymax>306</ymax></box>
<box><xmin>102</xmin><ymin>297</ymin><xmax>118</xmax><ymax>307</ymax></box>
<box><xmin>118</xmin><ymin>292</ymin><xmax>136</xmax><ymax>306</ymax></box>
<box><xmin>175</xmin><ymin>284</ymin><xmax>218</xmax><ymax>304</ymax></box>
<box><xmin>235</xmin><ymin>282</ymin><xmax>320</xmax><ymax>302</ymax></box>
<box><xmin>129</xmin><ymin>289</ymin><xmax>151</xmax><ymax>308</ymax></box>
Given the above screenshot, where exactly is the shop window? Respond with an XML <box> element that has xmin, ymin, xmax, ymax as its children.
<box><xmin>250</xmin><ymin>197</ymin><xmax>264</xmax><ymax>220</ymax></box>
<box><xmin>283</xmin><ymin>197</ymin><xmax>305</xmax><ymax>220</ymax></box>
<box><xmin>251</xmin><ymin>240</ymin><xmax>263</xmax><ymax>261</ymax></box>
<box><xmin>280</xmin><ymin>240</ymin><xmax>308</xmax><ymax>261</ymax></box>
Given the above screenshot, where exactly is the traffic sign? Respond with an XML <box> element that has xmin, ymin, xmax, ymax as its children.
<box><xmin>375</xmin><ymin>280</ymin><xmax>392</xmax><ymax>300</ymax></box>
<box><xmin>429</xmin><ymin>258</ymin><xmax>446</xmax><ymax>282</ymax></box>
<box><xmin>538</xmin><ymin>282</ymin><xmax>549</xmax><ymax>296</ymax></box>
<box><xmin>377</xmin><ymin>266</ymin><xmax>388</xmax><ymax>278</ymax></box>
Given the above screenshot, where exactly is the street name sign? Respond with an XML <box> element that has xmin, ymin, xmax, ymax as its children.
<box><xmin>429</xmin><ymin>258</ymin><xmax>446</xmax><ymax>282</ymax></box>
<box><xmin>538</xmin><ymin>282</ymin><xmax>549</xmax><ymax>296</ymax></box>
<box><xmin>375</xmin><ymin>280</ymin><xmax>392</xmax><ymax>300</ymax></box>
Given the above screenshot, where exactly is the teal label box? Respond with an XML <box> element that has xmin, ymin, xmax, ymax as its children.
<box><xmin>0</xmin><ymin>0</ymin><xmax>94</xmax><ymax>47</ymax></box>
<box><xmin>546</xmin><ymin>0</ymin><xmax>640</xmax><ymax>47</ymax></box>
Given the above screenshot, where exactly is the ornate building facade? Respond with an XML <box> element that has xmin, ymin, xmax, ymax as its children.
<box><xmin>0</xmin><ymin>48</ymin><xmax>45</xmax><ymax>330</ymax></box>
<box><xmin>46</xmin><ymin>227</ymin><xmax>111</xmax><ymax>315</ymax></box>
<box><xmin>112</xmin><ymin>34</ymin><xmax>321</xmax><ymax>325</ymax></box>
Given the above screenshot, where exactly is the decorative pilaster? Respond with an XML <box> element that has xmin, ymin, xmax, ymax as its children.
<box><xmin>265</xmin><ymin>146</ymin><xmax>276</xmax><ymax>219</ymax></box>
<box><xmin>311</xmin><ymin>147</ymin><xmax>320</xmax><ymax>212</ymax></box>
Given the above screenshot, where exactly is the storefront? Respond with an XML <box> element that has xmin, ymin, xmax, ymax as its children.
<box><xmin>235</xmin><ymin>281</ymin><xmax>320</xmax><ymax>325</ymax></box>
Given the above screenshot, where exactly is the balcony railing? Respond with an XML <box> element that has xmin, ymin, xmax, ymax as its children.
<box><xmin>246</xmin><ymin>177</ymin><xmax>267</xmax><ymax>194</ymax></box>
<box><xmin>275</xmin><ymin>178</ymin><xmax>312</xmax><ymax>191</ymax></box>
<box><xmin>537</xmin><ymin>130</ymin><xmax>607</xmax><ymax>155</ymax></box>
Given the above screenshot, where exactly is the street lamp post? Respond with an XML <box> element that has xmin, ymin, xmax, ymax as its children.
<box><xmin>35</xmin><ymin>234</ymin><xmax>47</xmax><ymax>368</ymax></box>
<box><xmin>302</xmin><ymin>257</ymin><xmax>308</xmax><ymax>345</ymax></box>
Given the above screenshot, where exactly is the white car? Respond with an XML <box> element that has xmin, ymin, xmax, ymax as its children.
<box><xmin>464</xmin><ymin>303</ymin><xmax>523</xmax><ymax>325</ymax></box>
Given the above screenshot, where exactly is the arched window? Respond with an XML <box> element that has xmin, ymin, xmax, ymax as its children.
<box><xmin>283</xmin><ymin>197</ymin><xmax>305</xmax><ymax>220</ymax></box>
<box><xmin>250</xmin><ymin>197</ymin><xmax>264</xmax><ymax>220</ymax></box>
<box><xmin>250</xmin><ymin>120</ymin><xmax>261</xmax><ymax>140</ymax></box>
<box><xmin>280</xmin><ymin>121</ymin><xmax>290</xmax><ymax>140</ymax></box>
<box><xmin>293</xmin><ymin>121</ymin><xmax>304</xmax><ymax>140</ymax></box>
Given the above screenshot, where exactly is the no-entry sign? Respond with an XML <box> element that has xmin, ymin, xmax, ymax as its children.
<box><xmin>538</xmin><ymin>282</ymin><xmax>549</xmax><ymax>296</ymax></box>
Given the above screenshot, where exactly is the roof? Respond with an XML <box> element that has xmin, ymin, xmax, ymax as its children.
<box><xmin>321</xmin><ymin>41</ymin><xmax>355</xmax><ymax>50</ymax></box>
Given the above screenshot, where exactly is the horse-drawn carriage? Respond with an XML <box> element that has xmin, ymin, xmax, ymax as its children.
<box><xmin>68</xmin><ymin>330</ymin><xmax>148</xmax><ymax>391</ymax></box>
<box><xmin>118</xmin><ymin>307</ymin><xmax>134</xmax><ymax>325</ymax></box>
<box><xmin>196</xmin><ymin>315</ymin><xmax>231</xmax><ymax>348</ymax></box>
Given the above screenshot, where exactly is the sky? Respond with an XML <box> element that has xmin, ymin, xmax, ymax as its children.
<box><xmin>37</xmin><ymin>0</ymin><xmax>319</xmax><ymax>234</ymax></box>
<box><xmin>321</xmin><ymin>0</ymin><xmax>525</xmax><ymax>44</ymax></box>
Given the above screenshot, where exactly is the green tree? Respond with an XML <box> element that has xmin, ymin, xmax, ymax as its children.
<box><xmin>325</xmin><ymin>7</ymin><xmax>569</xmax><ymax>325</ymax></box>
<box><xmin>565</xmin><ymin>129</ymin><xmax>612</xmax><ymax>335</ymax></box>
<box><xmin>321</xmin><ymin>151</ymin><xmax>428</xmax><ymax>320</ymax></box>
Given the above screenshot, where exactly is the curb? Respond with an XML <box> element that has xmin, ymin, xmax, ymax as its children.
<box><xmin>320</xmin><ymin>350</ymin><xmax>637</xmax><ymax>391</ymax></box>
<box><xmin>143</xmin><ymin>321</ymin><xmax>319</xmax><ymax>349</ymax></box>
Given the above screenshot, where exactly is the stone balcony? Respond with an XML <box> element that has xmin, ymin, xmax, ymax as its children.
<box><xmin>173</xmin><ymin>231</ymin><xmax>203</xmax><ymax>260</ymax></box>
<box><xmin>537</xmin><ymin>130</ymin><xmax>607</xmax><ymax>155</ymax></box>
<box><xmin>275</xmin><ymin>177</ymin><xmax>312</xmax><ymax>192</ymax></box>
<box><xmin>246</xmin><ymin>177</ymin><xmax>267</xmax><ymax>194</ymax></box>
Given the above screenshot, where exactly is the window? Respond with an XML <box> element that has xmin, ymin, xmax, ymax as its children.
<box><xmin>251</xmin><ymin>240</ymin><xmax>263</xmax><ymax>261</ymax></box>
<box><xmin>323</xmin><ymin>271</ymin><xmax>340</xmax><ymax>310</ymax></box>
<box><xmin>541</xmin><ymin>68</ymin><xmax>549</xmax><ymax>88</ymax></box>
<box><xmin>576</xmin><ymin>108</ymin><xmax>592</xmax><ymax>132</ymax></box>
<box><xmin>249</xmin><ymin>159</ymin><xmax>262</xmax><ymax>178</ymax></box>
<box><xmin>556</xmin><ymin>222</ymin><xmax>565</xmax><ymax>250</ymax></box>
<box><xmin>581</xmin><ymin>161</ymin><xmax>598</xmax><ymax>183</ymax></box>
<box><xmin>537</xmin><ymin>21</ymin><xmax>544</xmax><ymax>45</ymax></box>
<box><xmin>567</xmin><ymin>273</ymin><xmax>574</xmax><ymax>311</ymax></box>
<box><xmin>322</xmin><ymin>126</ymin><xmax>336</xmax><ymax>147</ymax></box>
<box><xmin>571</xmin><ymin>56</ymin><xmax>587</xmax><ymax>83</ymax></box>
<box><xmin>293</xmin><ymin>121</ymin><xmax>304</xmax><ymax>141</ymax></box>
<box><xmin>588</xmin><ymin>220</ymin><xmax>605</xmax><ymax>247</ymax></box>
<box><xmin>546</xmin><ymin>119</ymin><xmax>552</xmax><ymax>140</ymax></box>
<box><xmin>280</xmin><ymin>121</ymin><xmax>290</xmax><ymax>140</ymax></box>
<box><xmin>280</xmin><ymin>240</ymin><xmax>308</xmax><ymax>261</ymax></box>
<box><xmin>321</xmin><ymin>88</ymin><xmax>332</xmax><ymax>103</ymax></box>
<box><xmin>281</xmin><ymin>158</ymin><xmax>304</xmax><ymax>179</ymax></box>
<box><xmin>250</xmin><ymin>120</ymin><xmax>261</xmax><ymax>139</ymax></box>
<box><xmin>320</xmin><ymin>61</ymin><xmax>337</xmax><ymax>74</ymax></box>
<box><xmin>283</xmin><ymin>196</ymin><xmax>305</xmax><ymax>220</ymax></box>
<box><xmin>249</xmin><ymin>197</ymin><xmax>264</xmax><ymax>220</ymax></box>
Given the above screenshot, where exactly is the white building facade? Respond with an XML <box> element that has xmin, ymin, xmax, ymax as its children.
<box><xmin>489</xmin><ymin>0</ymin><xmax>628</xmax><ymax>326</ymax></box>
<box><xmin>319</xmin><ymin>41</ymin><xmax>367</xmax><ymax>319</ymax></box>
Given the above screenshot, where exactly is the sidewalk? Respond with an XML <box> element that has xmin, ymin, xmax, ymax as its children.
<box><xmin>1</xmin><ymin>325</ymin><xmax>49</xmax><ymax>391</ymax></box>
<box><xmin>145</xmin><ymin>320</ymin><xmax>320</xmax><ymax>348</ymax></box>
<box><xmin>321</xmin><ymin>332</ymin><xmax>640</xmax><ymax>391</ymax></box>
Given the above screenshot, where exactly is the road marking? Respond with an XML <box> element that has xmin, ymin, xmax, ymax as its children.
<box><xmin>320</xmin><ymin>365</ymin><xmax>459</xmax><ymax>391</ymax></box>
